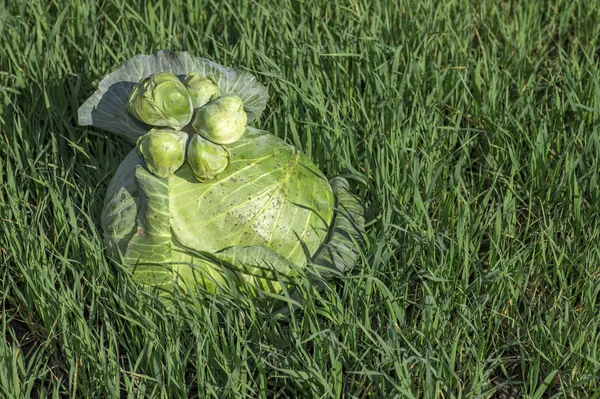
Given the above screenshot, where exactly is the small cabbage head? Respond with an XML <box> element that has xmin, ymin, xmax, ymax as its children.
<box><xmin>183</xmin><ymin>72</ymin><xmax>220</xmax><ymax>109</ymax></box>
<box><xmin>187</xmin><ymin>134</ymin><xmax>229</xmax><ymax>182</ymax></box>
<box><xmin>192</xmin><ymin>95</ymin><xmax>247</xmax><ymax>144</ymax></box>
<box><xmin>127</xmin><ymin>72</ymin><xmax>193</xmax><ymax>129</ymax></box>
<box><xmin>136</xmin><ymin>129</ymin><xmax>188</xmax><ymax>178</ymax></box>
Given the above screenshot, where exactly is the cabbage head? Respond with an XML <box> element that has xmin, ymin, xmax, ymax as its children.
<box><xmin>78</xmin><ymin>51</ymin><xmax>364</xmax><ymax>297</ymax></box>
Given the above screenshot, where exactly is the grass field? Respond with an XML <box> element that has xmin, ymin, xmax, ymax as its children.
<box><xmin>2</xmin><ymin>0</ymin><xmax>600</xmax><ymax>397</ymax></box>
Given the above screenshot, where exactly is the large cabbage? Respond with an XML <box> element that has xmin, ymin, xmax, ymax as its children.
<box><xmin>79</xmin><ymin>51</ymin><xmax>364</xmax><ymax>296</ymax></box>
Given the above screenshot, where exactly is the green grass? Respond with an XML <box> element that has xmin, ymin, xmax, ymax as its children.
<box><xmin>1</xmin><ymin>0</ymin><xmax>600</xmax><ymax>397</ymax></box>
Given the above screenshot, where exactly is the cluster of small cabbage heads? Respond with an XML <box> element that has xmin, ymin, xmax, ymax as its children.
<box><xmin>127</xmin><ymin>71</ymin><xmax>247</xmax><ymax>182</ymax></box>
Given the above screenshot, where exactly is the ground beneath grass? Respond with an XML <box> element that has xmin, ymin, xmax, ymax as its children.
<box><xmin>1</xmin><ymin>0</ymin><xmax>600</xmax><ymax>397</ymax></box>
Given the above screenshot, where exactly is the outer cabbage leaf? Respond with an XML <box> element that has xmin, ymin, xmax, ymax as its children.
<box><xmin>78</xmin><ymin>50</ymin><xmax>268</xmax><ymax>143</ymax></box>
<box><xmin>312</xmin><ymin>177</ymin><xmax>365</xmax><ymax>277</ymax></box>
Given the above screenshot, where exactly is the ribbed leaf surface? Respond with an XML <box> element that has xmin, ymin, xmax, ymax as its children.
<box><xmin>312</xmin><ymin>177</ymin><xmax>365</xmax><ymax>276</ymax></box>
<box><xmin>170</xmin><ymin>128</ymin><xmax>334</xmax><ymax>269</ymax></box>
